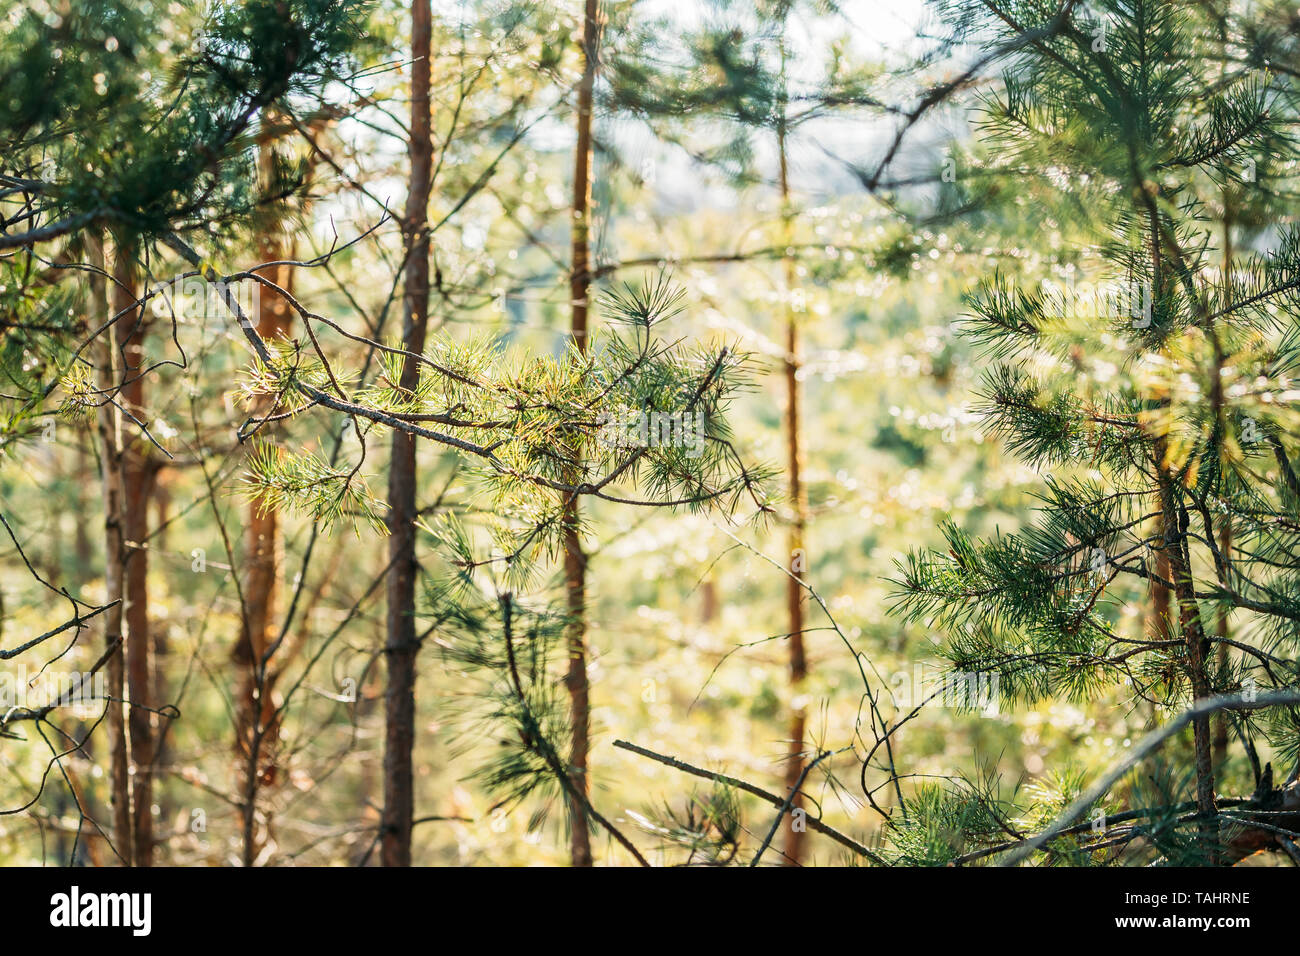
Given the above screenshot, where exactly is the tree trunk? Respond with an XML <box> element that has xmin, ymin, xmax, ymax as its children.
<box><xmin>564</xmin><ymin>0</ymin><xmax>601</xmax><ymax>869</ymax></box>
<box><xmin>700</xmin><ymin>577</ymin><xmax>718</xmax><ymax>625</ymax></box>
<box><xmin>777</xmin><ymin>49</ymin><xmax>809</xmax><ymax>868</ymax></box>
<box><xmin>1142</xmin><ymin>183</ymin><xmax>1217</xmax><ymax>858</ymax></box>
<box><xmin>1212</xmin><ymin>523</ymin><xmax>1231</xmax><ymax>770</ymax></box>
<box><xmin>75</xmin><ymin>436</ymin><xmax>93</xmax><ymax>570</ymax></box>
<box><xmin>1154</xmin><ymin>457</ymin><xmax>1217</xmax><ymax>855</ymax></box>
<box><xmin>381</xmin><ymin>0</ymin><xmax>433</xmax><ymax>868</ymax></box>
<box><xmin>1148</xmin><ymin>517</ymin><xmax>1173</xmax><ymax>643</ymax></box>
<box><xmin>152</xmin><ymin>479</ymin><xmax>170</xmax><ymax>820</ymax></box>
<box><xmin>232</xmin><ymin>129</ymin><xmax>299</xmax><ymax>866</ymax></box>
<box><xmin>90</xmin><ymin>235</ymin><xmax>133</xmax><ymax>867</ymax></box>
<box><xmin>116</xmin><ymin>247</ymin><xmax>156</xmax><ymax>867</ymax></box>
<box><xmin>1212</xmin><ymin>211</ymin><xmax>1233</xmax><ymax>773</ymax></box>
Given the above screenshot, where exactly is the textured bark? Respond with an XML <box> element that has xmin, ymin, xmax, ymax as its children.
<box><xmin>564</xmin><ymin>0</ymin><xmax>601</xmax><ymax>869</ymax></box>
<box><xmin>90</xmin><ymin>235</ymin><xmax>132</xmax><ymax>867</ymax></box>
<box><xmin>115</xmin><ymin>249</ymin><xmax>156</xmax><ymax>868</ymax></box>
<box><xmin>381</xmin><ymin>0</ymin><xmax>432</xmax><ymax>868</ymax></box>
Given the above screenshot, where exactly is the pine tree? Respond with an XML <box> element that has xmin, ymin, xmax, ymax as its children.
<box><xmin>428</xmin><ymin>272</ymin><xmax>773</xmax><ymax>865</ymax></box>
<box><xmin>380</xmin><ymin>0</ymin><xmax>433</xmax><ymax>871</ymax></box>
<box><xmin>892</xmin><ymin>0</ymin><xmax>1300</xmax><ymax>865</ymax></box>
<box><xmin>563</xmin><ymin>0</ymin><xmax>602</xmax><ymax>869</ymax></box>
<box><xmin>89</xmin><ymin>233</ymin><xmax>134</xmax><ymax>865</ymax></box>
<box><xmin>604</xmin><ymin>0</ymin><xmax>887</xmax><ymax>864</ymax></box>
<box><xmin>233</xmin><ymin>110</ymin><xmax>320</xmax><ymax>867</ymax></box>
<box><xmin>0</xmin><ymin>0</ymin><xmax>375</xmax><ymax>865</ymax></box>
<box><xmin>115</xmin><ymin>246</ymin><xmax>158</xmax><ymax>866</ymax></box>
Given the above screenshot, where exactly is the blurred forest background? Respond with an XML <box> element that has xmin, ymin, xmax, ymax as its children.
<box><xmin>3</xmin><ymin>0</ymin><xmax>1300</xmax><ymax>866</ymax></box>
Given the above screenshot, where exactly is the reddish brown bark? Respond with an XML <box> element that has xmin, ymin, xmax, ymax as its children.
<box><xmin>231</xmin><ymin>131</ymin><xmax>299</xmax><ymax>865</ymax></box>
<box><xmin>563</xmin><ymin>0</ymin><xmax>601</xmax><ymax>869</ymax></box>
<box><xmin>1149</xmin><ymin>524</ymin><xmax>1174</xmax><ymax>643</ymax></box>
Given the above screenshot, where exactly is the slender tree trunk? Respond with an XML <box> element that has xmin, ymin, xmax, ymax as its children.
<box><xmin>233</xmin><ymin>130</ymin><xmax>297</xmax><ymax>866</ymax></box>
<box><xmin>1148</xmin><ymin>516</ymin><xmax>1174</xmax><ymax>643</ymax></box>
<box><xmin>1144</xmin><ymin>195</ymin><xmax>1216</xmax><ymax>855</ymax></box>
<box><xmin>1212</xmin><ymin>210</ymin><xmax>1233</xmax><ymax>773</ymax></box>
<box><xmin>75</xmin><ymin>436</ymin><xmax>93</xmax><ymax>570</ymax></box>
<box><xmin>1212</xmin><ymin>524</ymin><xmax>1231</xmax><ymax>770</ymax></box>
<box><xmin>152</xmin><ymin>480</ymin><xmax>170</xmax><ymax>814</ymax></box>
<box><xmin>700</xmin><ymin>577</ymin><xmax>718</xmax><ymax>625</ymax></box>
<box><xmin>116</xmin><ymin>247</ymin><xmax>156</xmax><ymax>867</ymax></box>
<box><xmin>777</xmin><ymin>47</ymin><xmax>809</xmax><ymax>868</ymax></box>
<box><xmin>1153</xmin><ymin>458</ymin><xmax>1217</xmax><ymax>855</ymax></box>
<box><xmin>564</xmin><ymin>0</ymin><xmax>600</xmax><ymax>869</ymax></box>
<box><xmin>90</xmin><ymin>235</ymin><xmax>132</xmax><ymax>867</ymax></box>
<box><xmin>381</xmin><ymin>0</ymin><xmax>433</xmax><ymax>868</ymax></box>
<box><xmin>48</xmin><ymin>449</ymin><xmax>63</xmax><ymax>579</ymax></box>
